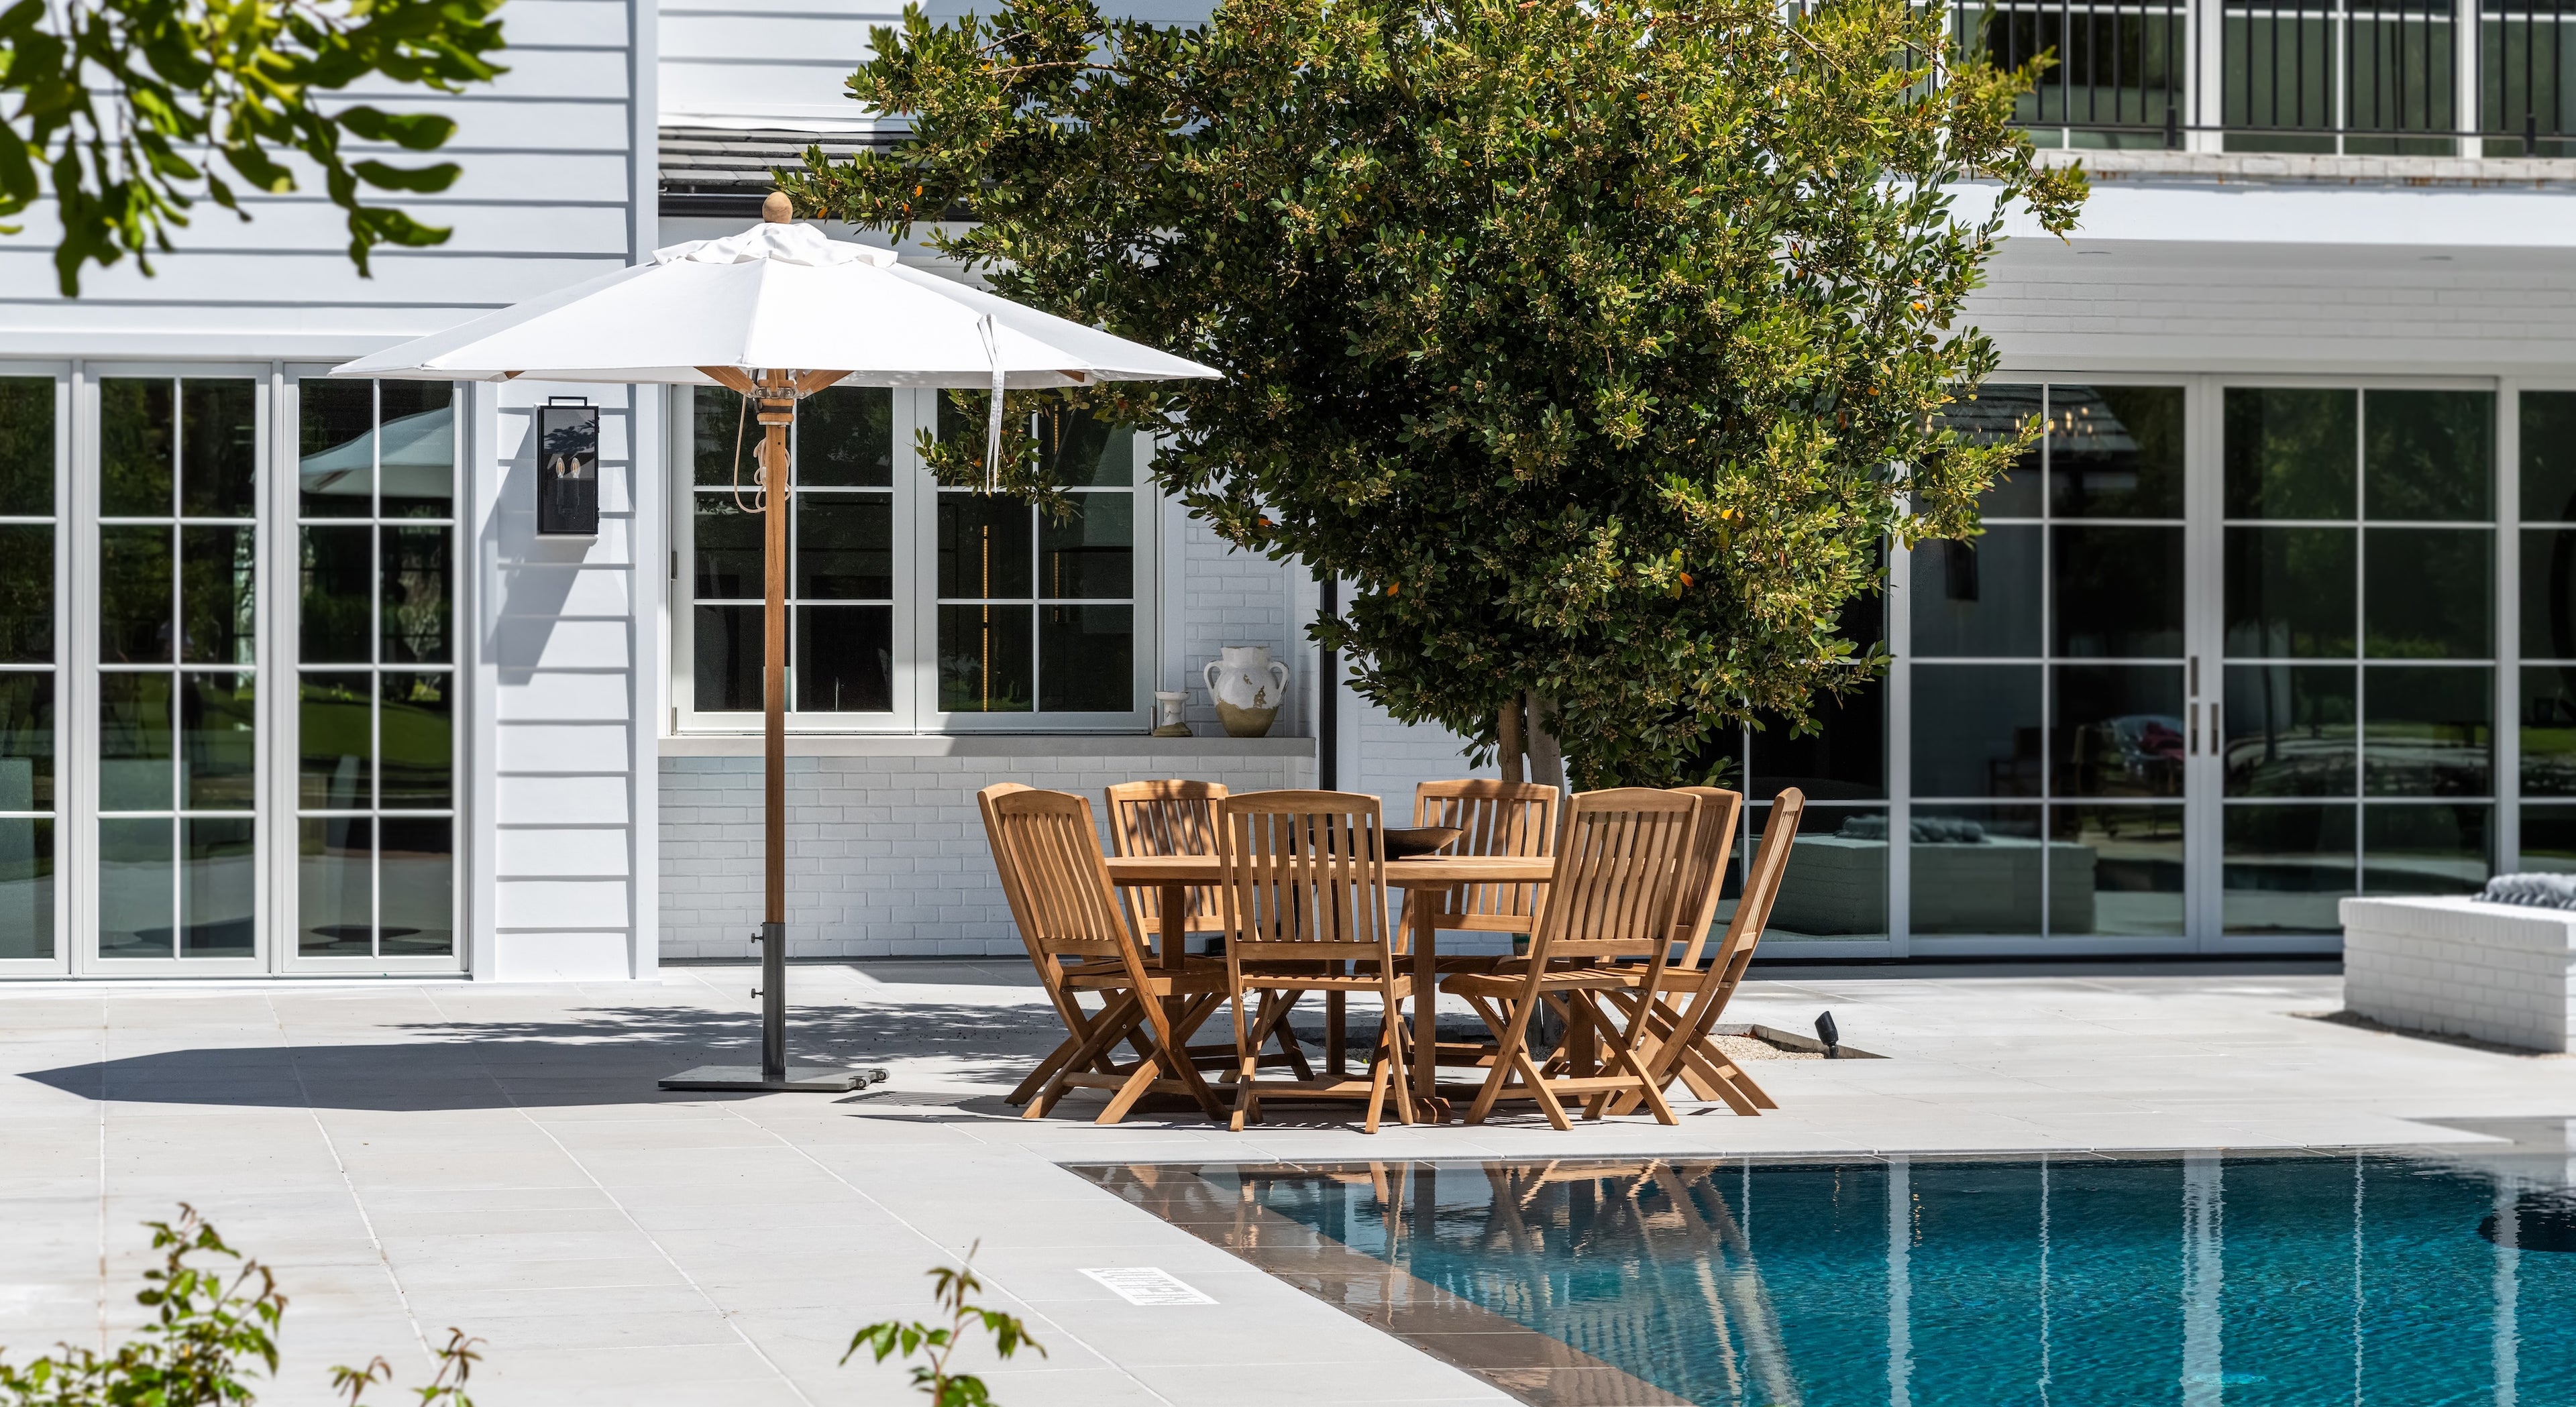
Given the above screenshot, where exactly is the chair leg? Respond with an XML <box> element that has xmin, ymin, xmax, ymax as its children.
<box><xmin>1095</xmin><ymin>1055</ymin><xmax>1167</xmax><ymax>1125</ymax></box>
<box><xmin>1027</xmin><ymin>993</ymin><xmax>1143</xmax><ymax>1120</ymax></box>
<box><xmin>1597</xmin><ymin>987</ymin><xmax>1683</xmax><ymax>1126</ymax></box>
<box><xmin>1228</xmin><ymin>984</ymin><xmax>1263</xmax><ymax>1132</ymax></box>
<box><xmin>1008</xmin><ymin>1031</ymin><xmax>1085</xmax><ymax>1107</ymax></box>
<box><xmin>1381</xmin><ymin>978</ymin><xmax>1413</xmax><ymax>1127</ymax></box>
<box><xmin>1466</xmin><ymin>985</ymin><xmax>1546</xmax><ymax>1126</ymax></box>
<box><xmin>1325</xmin><ymin>991</ymin><xmax>1346</xmax><ymax>1078</ymax></box>
<box><xmin>1148</xmin><ymin>991</ymin><xmax>1230</xmax><ymax>1122</ymax></box>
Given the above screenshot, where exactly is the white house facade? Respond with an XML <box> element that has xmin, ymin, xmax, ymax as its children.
<box><xmin>1</xmin><ymin>0</ymin><xmax>2572</xmax><ymax>978</ymax></box>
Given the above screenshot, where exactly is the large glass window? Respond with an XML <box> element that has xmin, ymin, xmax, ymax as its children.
<box><xmin>684</xmin><ymin>388</ymin><xmax>1142</xmax><ymax>726</ymax></box>
<box><xmin>935</xmin><ymin>397</ymin><xmax>1137</xmax><ymax>716</ymax></box>
<box><xmin>294</xmin><ymin>380</ymin><xmax>457</xmax><ymax>959</ymax></box>
<box><xmin>97</xmin><ymin>377</ymin><xmax>259</xmax><ymax>958</ymax></box>
<box><xmin>692</xmin><ymin>385</ymin><xmax>896</xmax><ymax>715</ymax></box>
<box><xmin>1913</xmin><ymin>384</ymin><xmax>2188</xmax><ymax>937</ymax></box>
<box><xmin>2222</xmin><ymin>388</ymin><xmax>2495</xmax><ymax>934</ymax></box>
<box><xmin>0</xmin><ymin>378</ymin><xmax>54</xmax><ymax>961</ymax></box>
<box><xmin>1705</xmin><ymin>586</ymin><xmax>1889</xmax><ymax>944</ymax></box>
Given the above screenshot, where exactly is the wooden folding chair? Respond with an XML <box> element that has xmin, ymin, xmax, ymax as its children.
<box><xmin>1442</xmin><ymin>788</ymin><xmax>1701</xmax><ymax>1129</ymax></box>
<box><xmin>1104</xmin><ymin>779</ymin><xmax>1230</xmax><ymax>956</ymax></box>
<box><xmin>979</xmin><ymin>786</ymin><xmax>1229</xmax><ymax>1124</ymax></box>
<box><xmin>1609</xmin><ymin>787</ymin><xmax>1805</xmax><ymax>1116</ymax></box>
<box><xmin>1106</xmin><ymin>779</ymin><xmax>1311</xmax><ymax>1082</ymax></box>
<box><xmin>1213</xmin><ymin>790</ymin><xmax>1416</xmax><ymax>1133</ymax></box>
<box><xmin>1323</xmin><ymin>779</ymin><xmax>1561</xmax><ymax>1074</ymax></box>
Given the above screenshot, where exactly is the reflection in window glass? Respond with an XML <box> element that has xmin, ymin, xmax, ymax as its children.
<box><xmin>2224</xmin><ymin>388</ymin><xmax>2355</xmax><ymax>520</ymax></box>
<box><xmin>2224</xmin><ymin>526</ymin><xmax>2354</xmax><ymax>658</ymax></box>
<box><xmin>292</xmin><ymin>378</ymin><xmax>455</xmax><ymax>960</ymax></box>
<box><xmin>2224</xmin><ymin>665</ymin><xmax>2357</xmax><ymax>797</ymax></box>
<box><xmin>2052</xmin><ymin>524</ymin><xmax>2182</xmax><ymax>657</ymax></box>
<box><xmin>1761</xmin><ymin>805</ymin><xmax>1888</xmax><ymax>939</ymax></box>
<box><xmin>1911</xmin><ymin>665</ymin><xmax>2042</xmax><ymax>798</ymax></box>
<box><xmin>2049</xmin><ymin>805</ymin><xmax>2184</xmax><ymax>935</ymax></box>
<box><xmin>2222</xmin><ymin>804</ymin><xmax>2355</xmax><ymax>934</ymax></box>
<box><xmin>2361</xmin><ymin>803</ymin><xmax>2488</xmax><ymax>895</ymax></box>
<box><xmin>2051</xmin><ymin>665</ymin><xmax>2184</xmax><ymax>797</ymax></box>
<box><xmin>2363</xmin><ymin>528</ymin><xmax>2489</xmax><ymax>659</ymax></box>
<box><xmin>1939</xmin><ymin>385</ymin><xmax>2043</xmax><ymax>516</ymax></box>
<box><xmin>938</xmin><ymin>604</ymin><xmax>1034</xmax><ymax>713</ymax></box>
<box><xmin>691</xmin><ymin>386</ymin><xmax>896</xmax><ymax>716</ymax></box>
<box><xmin>1911</xmin><ymin>526</ymin><xmax>2041</xmax><ymax>658</ymax></box>
<box><xmin>0</xmin><ymin>376</ymin><xmax>50</xmax><ymax>960</ymax></box>
<box><xmin>2520</xmin><ymin>528</ymin><xmax>2576</xmax><ymax>658</ymax></box>
<box><xmin>2361</xmin><ymin>665</ymin><xmax>2490</xmax><ymax>797</ymax></box>
<box><xmin>2524</xmin><ymin>663</ymin><xmax>2576</xmax><ymax>795</ymax></box>
<box><xmin>2521</xmin><ymin>390</ymin><xmax>2576</xmax><ymax>522</ymax></box>
<box><xmin>2048</xmin><ymin>385</ymin><xmax>2184</xmax><ymax>518</ymax></box>
<box><xmin>2519</xmin><ymin>803</ymin><xmax>2576</xmax><ymax>873</ymax></box>
<box><xmin>2363</xmin><ymin>389</ymin><xmax>2491</xmax><ymax>522</ymax></box>
<box><xmin>796</xmin><ymin>606</ymin><xmax>892</xmax><ymax>713</ymax></box>
<box><xmin>1911</xmin><ymin>805</ymin><xmax>2045</xmax><ymax>934</ymax></box>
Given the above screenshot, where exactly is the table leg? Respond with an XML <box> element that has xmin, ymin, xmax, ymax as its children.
<box><xmin>1411</xmin><ymin>899</ymin><xmax>1445</xmax><ymax>1124</ymax></box>
<box><xmin>1159</xmin><ymin>886</ymin><xmax>1187</xmax><ymax>971</ymax></box>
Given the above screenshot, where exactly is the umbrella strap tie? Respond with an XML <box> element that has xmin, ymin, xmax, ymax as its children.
<box><xmin>731</xmin><ymin>388</ymin><xmax>763</xmax><ymax>515</ymax></box>
<box><xmin>979</xmin><ymin>314</ymin><xmax>1004</xmax><ymax>494</ymax></box>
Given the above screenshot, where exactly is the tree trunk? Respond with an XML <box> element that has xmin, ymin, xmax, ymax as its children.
<box><xmin>1525</xmin><ymin>689</ymin><xmax>1566</xmax><ymax>791</ymax></box>
<box><xmin>1497</xmin><ymin>697</ymin><xmax>1525</xmax><ymax>785</ymax></box>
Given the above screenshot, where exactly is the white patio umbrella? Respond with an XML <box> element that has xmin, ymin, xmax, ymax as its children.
<box><xmin>339</xmin><ymin>197</ymin><xmax>1220</xmax><ymax>1092</ymax></box>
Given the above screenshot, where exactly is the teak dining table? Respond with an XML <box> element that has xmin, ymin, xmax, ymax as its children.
<box><xmin>1101</xmin><ymin>854</ymin><xmax>1554</xmax><ymax>1124</ymax></box>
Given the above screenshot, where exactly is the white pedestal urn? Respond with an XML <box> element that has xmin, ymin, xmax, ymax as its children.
<box><xmin>1205</xmin><ymin>645</ymin><xmax>1291</xmax><ymax>738</ymax></box>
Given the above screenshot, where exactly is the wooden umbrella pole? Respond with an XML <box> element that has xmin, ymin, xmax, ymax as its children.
<box><xmin>757</xmin><ymin>367</ymin><xmax>796</xmax><ymax>1083</ymax></box>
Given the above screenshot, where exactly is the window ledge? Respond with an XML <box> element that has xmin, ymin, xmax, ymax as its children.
<box><xmin>2035</xmin><ymin>146</ymin><xmax>2576</xmax><ymax>188</ymax></box>
<box><xmin>658</xmin><ymin>732</ymin><xmax>1316</xmax><ymax>758</ymax></box>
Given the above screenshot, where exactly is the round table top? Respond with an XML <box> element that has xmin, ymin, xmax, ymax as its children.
<box><xmin>1102</xmin><ymin>854</ymin><xmax>1552</xmax><ymax>888</ymax></box>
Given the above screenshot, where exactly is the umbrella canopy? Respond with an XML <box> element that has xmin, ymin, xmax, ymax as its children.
<box><xmin>329</xmin><ymin>212</ymin><xmax>1220</xmax><ymax>1094</ymax></box>
<box><xmin>334</xmin><ymin>221</ymin><xmax>1219</xmax><ymax>388</ymax></box>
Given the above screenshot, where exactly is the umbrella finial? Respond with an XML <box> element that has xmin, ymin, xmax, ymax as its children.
<box><xmin>761</xmin><ymin>190</ymin><xmax>793</xmax><ymax>223</ymax></box>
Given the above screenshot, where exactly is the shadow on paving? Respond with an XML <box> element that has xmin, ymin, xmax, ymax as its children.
<box><xmin>14</xmin><ymin>1000</ymin><xmax>1071</xmax><ymax>1112</ymax></box>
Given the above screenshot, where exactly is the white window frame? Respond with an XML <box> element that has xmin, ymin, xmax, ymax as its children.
<box><xmin>276</xmin><ymin>366</ymin><xmax>468</xmax><ymax>976</ymax></box>
<box><xmin>0</xmin><ymin>363</ymin><xmax>70</xmax><ymax>976</ymax></box>
<box><xmin>669</xmin><ymin>386</ymin><xmax>1158</xmax><ymax>734</ymax></box>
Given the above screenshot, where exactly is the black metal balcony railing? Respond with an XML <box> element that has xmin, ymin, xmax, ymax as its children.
<box><xmin>2483</xmin><ymin>0</ymin><xmax>2575</xmax><ymax>154</ymax></box>
<box><xmin>1969</xmin><ymin>0</ymin><xmax>2575</xmax><ymax>155</ymax></box>
<box><xmin>1980</xmin><ymin>0</ymin><xmax>2191</xmax><ymax>147</ymax></box>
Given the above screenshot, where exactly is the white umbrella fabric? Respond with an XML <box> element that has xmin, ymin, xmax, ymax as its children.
<box><xmin>339</xmin><ymin>201</ymin><xmax>1220</xmax><ymax>1091</ymax></box>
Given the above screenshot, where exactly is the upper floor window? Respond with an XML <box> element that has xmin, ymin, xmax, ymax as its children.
<box><xmin>678</xmin><ymin>387</ymin><xmax>1150</xmax><ymax>731</ymax></box>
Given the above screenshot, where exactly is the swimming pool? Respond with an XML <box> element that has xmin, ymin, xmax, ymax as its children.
<box><xmin>1091</xmin><ymin>1142</ymin><xmax>2576</xmax><ymax>1406</ymax></box>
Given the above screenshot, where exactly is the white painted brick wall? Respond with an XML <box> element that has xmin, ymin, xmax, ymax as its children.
<box><xmin>2339</xmin><ymin>897</ymin><xmax>2576</xmax><ymax>1052</ymax></box>
<box><xmin>659</xmin><ymin>744</ymin><xmax>1315</xmax><ymax>958</ymax></box>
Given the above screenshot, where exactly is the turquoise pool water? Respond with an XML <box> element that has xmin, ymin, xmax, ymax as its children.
<box><xmin>1228</xmin><ymin>1154</ymin><xmax>2576</xmax><ymax>1406</ymax></box>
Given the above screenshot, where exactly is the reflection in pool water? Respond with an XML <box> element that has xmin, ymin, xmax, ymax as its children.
<box><xmin>1211</xmin><ymin>1153</ymin><xmax>2576</xmax><ymax>1406</ymax></box>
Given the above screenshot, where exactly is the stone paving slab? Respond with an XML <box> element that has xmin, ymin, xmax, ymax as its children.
<box><xmin>1</xmin><ymin>960</ymin><xmax>2571</xmax><ymax>1404</ymax></box>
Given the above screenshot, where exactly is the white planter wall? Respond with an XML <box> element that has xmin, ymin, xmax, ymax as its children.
<box><xmin>2340</xmin><ymin>897</ymin><xmax>2576</xmax><ymax>1052</ymax></box>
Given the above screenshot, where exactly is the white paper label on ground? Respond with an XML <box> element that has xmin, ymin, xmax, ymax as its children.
<box><xmin>1080</xmin><ymin>1267</ymin><xmax>1215</xmax><ymax>1305</ymax></box>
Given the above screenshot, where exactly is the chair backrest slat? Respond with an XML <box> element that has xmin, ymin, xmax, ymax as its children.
<box><xmin>1527</xmin><ymin>788</ymin><xmax>1701</xmax><ymax>968</ymax></box>
<box><xmin>1415</xmin><ymin>780</ymin><xmax>1558</xmax><ymax>930</ymax></box>
<box><xmin>1215</xmin><ymin>789</ymin><xmax>1393</xmax><ymax>963</ymax></box>
<box><xmin>1705</xmin><ymin>789</ymin><xmax>1807</xmax><ymax>978</ymax></box>
<box><xmin>1669</xmin><ymin>786</ymin><xmax>1745</xmax><ymax>970</ymax></box>
<box><xmin>981</xmin><ymin>786</ymin><xmax>1152</xmax><ymax>982</ymax></box>
<box><xmin>1105</xmin><ymin>779</ymin><xmax>1229</xmax><ymax>936</ymax></box>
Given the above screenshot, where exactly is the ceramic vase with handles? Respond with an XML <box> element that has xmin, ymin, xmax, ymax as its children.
<box><xmin>1205</xmin><ymin>645</ymin><xmax>1291</xmax><ymax>738</ymax></box>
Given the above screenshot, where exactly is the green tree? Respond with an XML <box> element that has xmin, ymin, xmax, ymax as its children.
<box><xmin>1</xmin><ymin>0</ymin><xmax>506</xmax><ymax>296</ymax></box>
<box><xmin>788</xmin><ymin>0</ymin><xmax>2084</xmax><ymax>786</ymax></box>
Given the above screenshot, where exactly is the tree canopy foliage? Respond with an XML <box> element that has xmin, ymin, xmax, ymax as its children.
<box><xmin>787</xmin><ymin>0</ymin><xmax>2085</xmax><ymax>785</ymax></box>
<box><xmin>0</xmin><ymin>0</ymin><xmax>506</xmax><ymax>295</ymax></box>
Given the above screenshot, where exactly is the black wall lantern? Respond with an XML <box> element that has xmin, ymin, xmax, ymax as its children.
<box><xmin>536</xmin><ymin>397</ymin><xmax>599</xmax><ymax>537</ymax></box>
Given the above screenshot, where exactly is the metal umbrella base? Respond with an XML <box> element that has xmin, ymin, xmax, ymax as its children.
<box><xmin>659</xmin><ymin>1066</ymin><xmax>885</xmax><ymax>1093</ymax></box>
<box><xmin>659</xmin><ymin>921</ymin><xmax>885</xmax><ymax>1093</ymax></box>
